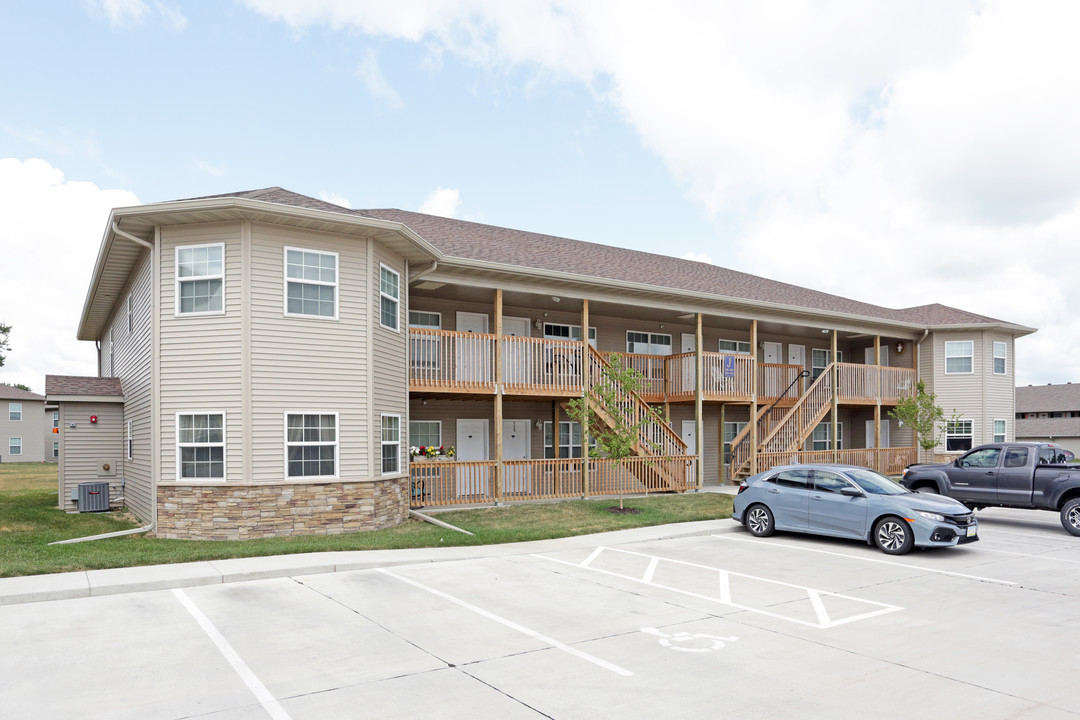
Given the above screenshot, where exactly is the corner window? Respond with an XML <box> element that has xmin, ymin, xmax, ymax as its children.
<box><xmin>409</xmin><ymin>420</ymin><xmax>441</xmax><ymax>449</ymax></box>
<box><xmin>8</xmin><ymin>437</ymin><xmax>21</xmax><ymax>456</ymax></box>
<box><xmin>993</xmin><ymin>341</ymin><xmax>1007</xmax><ymax>375</ymax></box>
<box><xmin>8</xmin><ymin>403</ymin><xmax>21</xmax><ymax>422</ymax></box>
<box><xmin>993</xmin><ymin>419</ymin><xmax>1006</xmax><ymax>443</ymax></box>
<box><xmin>381</xmin><ymin>414</ymin><xmax>401</xmax><ymax>474</ymax></box>
<box><xmin>626</xmin><ymin>331</ymin><xmax>671</xmax><ymax>355</ymax></box>
<box><xmin>946</xmin><ymin>419</ymin><xmax>973</xmax><ymax>451</ymax></box>
<box><xmin>176</xmin><ymin>244</ymin><xmax>224</xmax><ymax>315</ymax></box>
<box><xmin>812</xmin><ymin>422</ymin><xmax>843</xmax><ymax>451</ymax></box>
<box><xmin>286</xmin><ymin>413</ymin><xmax>338</xmax><ymax>478</ymax></box>
<box><xmin>945</xmin><ymin>341</ymin><xmax>973</xmax><ymax>374</ymax></box>
<box><xmin>380</xmin><ymin>265</ymin><xmax>400</xmax><ymax>330</ymax></box>
<box><xmin>285</xmin><ymin>248</ymin><xmax>338</xmax><ymax>318</ymax></box>
<box><xmin>718</xmin><ymin>340</ymin><xmax>751</xmax><ymax>355</ymax></box>
<box><xmin>177</xmin><ymin>413</ymin><xmax>225</xmax><ymax>479</ymax></box>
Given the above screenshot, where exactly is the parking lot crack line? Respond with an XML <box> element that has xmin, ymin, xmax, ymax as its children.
<box><xmin>172</xmin><ymin>589</ymin><xmax>293</xmax><ymax>720</ymax></box>
<box><xmin>376</xmin><ymin>568</ymin><xmax>634</xmax><ymax>677</ymax></box>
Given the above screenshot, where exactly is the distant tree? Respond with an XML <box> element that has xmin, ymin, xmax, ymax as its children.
<box><xmin>888</xmin><ymin>380</ymin><xmax>957</xmax><ymax>462</ymax></box>
<box><xmin>0</xmin><ymin>321</ymin><xmax>9</xmax><ymax>367</ymax></box>
<box><xmin>14</xmin><ymin>383</ymin><xmax>31</xmax><ymax>392</ymax></box>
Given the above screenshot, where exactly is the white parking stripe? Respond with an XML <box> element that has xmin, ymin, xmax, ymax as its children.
<box><xmin>172</xmin><ymin>589</ymin><xmax>293</xmax><ymax>720</ymax></box>
<box><xmin>377</xmin><ymin>568</ymin><xmax>633</xmax><ymax>677</ymax></box>
<box><xmin>713</xmin><ymin>535</ymin><xmax>1017</xmax><ymax>585</ymax></box>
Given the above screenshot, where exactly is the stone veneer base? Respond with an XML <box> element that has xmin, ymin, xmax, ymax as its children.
<box><xmin>156</xmin><ymin>477</ymin><xmax>409</xmax><ymax>541</ymax></box>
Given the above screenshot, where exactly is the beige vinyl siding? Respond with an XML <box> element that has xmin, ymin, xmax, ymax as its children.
<box><xmin>1</xmin><ymin>399</ymin><xmax>45</xmax><ymax>463</ymax></box>
<box><xmin>159</xmin><ymin>222</ymin><xmax>244</xmax><ymax>483</ymax></box>
<box><xmin>372</xmin><ymin>245</ymin><xmax>408</xmax><ymax>475</ymax></box>
<box><xmin>42</xmin><ymin>406</ymin><xmax>58</xmax><ymax>461</ymax></box>
<box><xmin>982</xmin><ymin>332</ymin><xmax>1016</xmax><ymax>443</ymax></box>
<box><xmin>58</xmin><ymin>402</ymin><xmax>124</xmax><ymax>512</ymax></box>
<box><xmin>930</xmin><ymin>331</ymin><xmax>988</xmax><ymax>447</ymax></box>
<box><xmin>92</xmin><ymin>250</ymin><xmax>155</xmax><ymax>521</ymax></box>
<box><xmin>248</xmin><ymin>222</ymin><xmax>372</xmax><ymax>481</ymax></box>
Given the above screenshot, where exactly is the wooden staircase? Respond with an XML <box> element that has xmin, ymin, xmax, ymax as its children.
<box><xmin>729</xmin><ymin>365</ymin><xmax>833</xmax><ymax>480</ymax></box>
<box><xmin>581</xmin><ymin>346</ymin><xmax>688</xmax><ymax>491</ymax></box>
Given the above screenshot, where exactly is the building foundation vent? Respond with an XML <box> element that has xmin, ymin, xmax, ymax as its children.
<box><xmin>77</xmin><ymin>482</ymin><xmax>110</xmax><ymax>513</ymax></box>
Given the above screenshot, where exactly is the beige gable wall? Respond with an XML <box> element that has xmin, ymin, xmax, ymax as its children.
<box><xmin>58</xmin><ymin>401</ymin><xmax>124</xmax><ymax>512</ymax></box>
<box><xmin>1</xmin><ymin>399</ymin><xmax>46</xmax><ymax>462</ymax></box>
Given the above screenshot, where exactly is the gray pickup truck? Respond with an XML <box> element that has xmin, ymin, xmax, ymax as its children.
<box><xmin>901</xmin><ymin>442</ymin><xmax>1080</xmax><ymax>536</ymax></box>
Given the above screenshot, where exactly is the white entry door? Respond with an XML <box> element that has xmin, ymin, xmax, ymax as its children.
<box><xmin>864</xmin><ymin>346</ymin><xmax>890</xmax><ymax>366</ymax></box>
<box><xmin>788</xmin><ymin>344</ymin><xmax>806</xmax><ymax>390</ymax></box>
<box><xmin>503</xmin><ymin>419</ymin><xmax>531</xmax><ymax>493</ymax></box>
<box><xmin>456</xmin><ymin>312</ymin><xmax>491</xmax><ymax>383</ymax></box>
<box><xmin>866</xmin><ymin>420</ymin><xmax>891</xmax><ymax>448</ymax></box>
<box><xmin>502</xmin><ymin>316</ymin><xmax>531</xmax><ymax>385</ymax></box>
<box><xmin>456</xmin><ymin>419</ymin><xmax>489</xmax><ymax>496</ymax></box>
<box><xmin>762</xmin><ymin>342</ymin><xmax>783</xmax><ymax>396</ymax></box>
<box><xmin>681</xmin><ymin>333</ymin><xmax>696</xmax><ymax>353</ymax></box>
<box><xmin>681</xmin><ymin>420</ymin><xmax>697</xmax><ymax>455</ymax></box>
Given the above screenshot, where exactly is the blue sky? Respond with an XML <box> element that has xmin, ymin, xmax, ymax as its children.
<box><xmin>2</xmin><ymin>0</ymin><xmax>1080</xmax><ymax>392</ymax></box>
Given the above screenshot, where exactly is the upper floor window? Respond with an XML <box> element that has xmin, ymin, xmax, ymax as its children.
<box><xmin>52</xmin><ymin>411</ymin><xmax>59</xmax><ymax>429</ymax></box>
<box><xmin>8</xmin><ymin>403</ymin><xmax>21</xmax><ymax>422</ymax></box>
<box><xmin>176</xmin><ymin>244</ymin><xmax>224</xmax><ymax>315</ymax></box>
<box><xmin>811</xmin><ymin>349</ymin><xmax>842</xmax><ymax>379</ymax></box>
<box><xmin>626</xmin><ymin>331</ymin><xmax>671</xmax><ymax>355</ymax></box>
<box><xmin>380</xmin><ymin>265</ymin><xmax>400</xmax><ymax>330</ymax></box>
<box><xmin>127</xmin><ymin>295</ymin><xmax>134</xmax><ymax>333</ymax></box>
<box><xmin>177</xmin><ymin>413</ymin><xmax>225</xmax><ymax>479</ymax></box>
<box><xmin>993</xmin><ymin>341</ymin><xmax>1007</xmax><ymax>375</ymax></box>
<box><xmin>945</xmin><ymin>341</ymin><xmax>973</xmax><ymax>374</ymax></box>
<box><xmin>285</xmin><ymin>248</ymin><xmax>338</xmax><ymax>318</ymax></box>
<box><xmin>719</xmin><ymin>340</ymin><xmax>751</xmax><ymax>354</ymax></box>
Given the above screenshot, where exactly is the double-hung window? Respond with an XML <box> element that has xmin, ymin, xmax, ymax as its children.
<box><xmin>382</xmin><ymin>415</ymin><xmax>401</xmax><ymax>474</ymax></box>
<box><xmin>8</xmin><ymin>403</ymin><xmax>21</xmax><ymax>422</ymax></box>
<box><xmin>177</xmin><ymin>413</ymin><xmax>225</xmax><ymax>479</ymax></box>
<box><xmin>409</xmin><ymin>420</ymin><xmax>441</xmax><ymax>449</ymax></box>
<box><xmin>285</xmin><ymin>248</ymin><xmax>338</xmax><ymax>318</ymax></box>
<box><xmin>946</xmin><ymin>419</ymin><xmax>973</xmax><ymax>451</ymax></box>
<box><xmin>409</xmin><ymin>311</ymin><xmax>441</xmax><ymax>372</ymax></box>
<box><xmin>945</xmin><ymin>341</ymin><xmax>973</xmax><ymax>374</ymax></box>
<box><xmin>286</xmin><ymin>413</ymin><xmax>338</xmax><ymax>478</ymax></box>
<box><xmin>812</xmin><ymin>422</ymin><xmax>843</xmax><ymax>451</ymax></box>
<box><xmin>993</xmin><ymin>341</ymin><xmax>1007</xmax><ymax>375</ymax></box>
<box><xmin>8</xmin><ymin>437</ymin><xmax>21</xmax><ymax>456</ymax></box>
<box><xmin>380</xmin><ymin>265</ymin><xmax>400</xmax><ymax>330</ymax></box>
<box><xmin>544</xmin><ymin>323</ymin><xmax>597</xmax><ymax>347</ymax></box>
<box><xmin>544</xmin><ymin>421</ymin><xmax>584</xmax><ymax>458</ymax></box>
<box><xmin>176</xmin><ymin>244</ymin><xmax>224</xmax><ymax>315</ymax></box>
<box><xmin>993</xmin><ymin>419</ymin><xmax>1007</xmax><ymax>443</ymax></box>
<box><xmin>723</xmin><ymin>421</ymin><xmax>747</xmax><ymax>464</ymax></box>
<box><xmin>626</xmin><ymin>331</ymin><xmax>671</xmax><ymax>355</ymax></box>
<box><xmin>718</xmin><ymin>340</ymin><xmax>751</xmax><ymax>354</ymax></box>
<box><xmin>811</xmin><ymin>349</ymin><xmax>842</xmax><ymax>379</ymax></box>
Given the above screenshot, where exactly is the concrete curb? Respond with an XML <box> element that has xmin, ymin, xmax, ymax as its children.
<box><xmin>0</xmin><ymin>518</ymin><xmax>743</xmax><ymax>607</ymax></box>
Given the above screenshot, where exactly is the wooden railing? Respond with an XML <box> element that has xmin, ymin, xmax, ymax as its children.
<box><xmin>409</xmin><ymin>329</ymin><xmax>496</xmax><ymax>392</ymax></box>
<box><xmin>753</xmin><ymin>447</ymin><xmax>917</xmax><ymax>477</ymax></box>
<box><xmin>408</xmin><ymin>456</ymin><xmax>698</xmax><ymax>508</ymax></box>
<box><xmin>501</xmin><ymin>335</ymin><xmax>583</xmax><ymax>395</ymax></box>
<box><xmin>759</xmin><ymin>364</ymin><xmax>834</xmax><ymax>454</ymax></box>
<box><xmin>604</xmin><ymin>352</ymin><xmax>667</xmax><ymax>400</ymax></box>
<box><xmin>759</xmin><ymin>363</ymin><xmax>804</xmax><ymax>403</ymax></box>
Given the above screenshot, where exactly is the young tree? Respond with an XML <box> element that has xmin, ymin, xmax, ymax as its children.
<box><xmin>888</xmin><ymin>380</ymin><xmax>956</xmax><ymax>463</ymax></box>
<box><xmin>0</xmin><ymin>321</ymin><xmax>10</xmax><ymax>367</ymax></box>
<box><xmin>565</xmin><ymin>353</ymin><xmax>664</xmax><ymax>510</ymax></box>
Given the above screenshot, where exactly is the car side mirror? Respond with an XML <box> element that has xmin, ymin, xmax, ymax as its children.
<box><xmin>840</xmin><ymin>487</ymin><xmax>863</xmax><ymax>498</ymax></box>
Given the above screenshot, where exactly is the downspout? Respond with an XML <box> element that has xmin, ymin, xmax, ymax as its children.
<box><xmin>410</xmin><ymin>259</ymin><xmax>438</xmax><ymax>283</ymax></box>
<box><xmin>52</xmin><ymin>223</ymin><xmax>156</xmax><ymax>544</ymax></box>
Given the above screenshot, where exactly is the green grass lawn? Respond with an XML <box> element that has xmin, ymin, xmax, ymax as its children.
<box><xmin>0</xmin><ymin>462</ymin><xmax>733</xmax><ymax>578</ymax></box>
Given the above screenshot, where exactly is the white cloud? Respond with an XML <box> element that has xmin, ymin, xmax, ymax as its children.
<box><xmin>680</xmin><ymin>251</ymin><xmax>713</xmax><ymax>264</ymax></box>
<box><xmin>88</xmin><ymin>0</ymin><xmax>186</xmax><ymax>30</ymax></box>
<box><xmin>0</xmin><ymin>159</ymin><xmax>139</xmax><ymax>391</ymax></box>
<box><xmin>419</xmin><ymin>187</ymin><xmax>461</xmax><ymax>218</ymax></box>
<box><xmin>357</xmin><ymin>48</ymin><xmax>404</xmax><ymax>109</ymax></box>
<box><xmin>318</xmin><ymin>190</ymin><xmax>352</xmax><ymax>208</ymax></box>
<box><xmin>191</xmin><ymin>158</ymin><xmax>225</xmax><ymax>177</ymax></box>
<box><xmin>242</xmin><ymin>0</ymin><xmax>1080</xmax><ymax>385</ymax></box>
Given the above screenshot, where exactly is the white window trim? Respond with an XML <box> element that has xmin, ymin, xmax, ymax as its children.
<box><xmin>175</xmin><ymin>412</ymin><xmax>227</xmax><ymax>481</ymax></box>
<box><xmin>626</xmin><ymin>330</ymin><xmax>672</xmax><ymax>355</ymax></box>
<box><xmin>175</xmin><ymin>242</ymin><xmax>225</xmax><ymax>317</ymax></box>
<box><xmin>284</xmin><ymin>411</ymin><xmax>340</xmax><ymax>479</ymax></box>
<box><xmin>8</xmin><ymin>403</ymin><xmax>21</xmax><ymax>422</ymax></box>
<box><xmin>379</xmin><ymin>263</ymin><xmax>401</xmax><ymax>331</ymax></box>
<box><xmin>381</xmin><ymin>413</ymin><xmax>402</xmax><ymax>475</ymax></box>
<box><xmin>993</xmin><ymin>341</ymin><xmax>1007</xmax><ymax>375</ymax></box>
<box><xmin>408</xmin><ymin>310</ymin><xmax>442</xmax><ymax>329</ymax></box>
<box><xmin>719</xmin><ymin>339</ymin><xmax>752</xmax><ymax>355</ymax></box>
<box><xmin>993</xmin><ymin>419</ymin><xmax>1007</xmax><ymax>443</ymax></box>
<box><xmin>944</xmin><ymin>340</ymin><xmax>974</xmax><ymax>375</ymax></box>
<box><xmin>946</xmin><ymin>418</ymin><xmax>973</xmax><ymax>451</ymax></box>
<box><xmin>812</xmin><ymin>422</ymin><xmax>843</xmax><ymax>451</ymax></box>
<box><xmin>544</xmin><ymin>323</ymin><xmax>597</xmax><ymax>347</ymax></box>
<box><xmin>8</xmin><ymin>437</ymin><xmax>22</xmax><ymax>456</ymax></box>
<box><xmin>409</xmin><ymin>419</ymin><xmax>442</xmax><ymax>449</ymax></box>
<box><xmin>283</xmin><ymin>246</ymin><xmax>339</xmax><ymax>320</ymax></box>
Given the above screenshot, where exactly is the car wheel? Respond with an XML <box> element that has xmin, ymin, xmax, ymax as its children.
<box><xmin>1061</xmin><ymin>498</ymin><xmax>1080</xmax><ymax>537</ymax></box>
<box><xmin>874</xmin><ymin>516</ymin><xmax>913</xmax><ymax>555</ymax></box>
<box><xmin>745</xmin><ymin>504</ymin><xmax>775</xmax><ymax>537</ymax></box>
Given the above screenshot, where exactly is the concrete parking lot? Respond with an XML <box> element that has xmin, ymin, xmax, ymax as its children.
<box><xmin>1</xmin><ymin>507</ymin><xmax>1078</xmax><ymax>719</ymax></box>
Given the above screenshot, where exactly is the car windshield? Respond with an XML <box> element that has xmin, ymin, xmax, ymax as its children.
<box><xmin>845</xmin><ymin>468</ymin><xmax>908</xmax><ymax>495</ymax></box>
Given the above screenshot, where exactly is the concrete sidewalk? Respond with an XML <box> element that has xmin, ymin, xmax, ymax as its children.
<box><xmin>0</xmin><ymin>516</ymin><xmax>742</xmax><ymax>607</ymax></box>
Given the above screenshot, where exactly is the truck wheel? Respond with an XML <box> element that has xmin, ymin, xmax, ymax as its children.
<box><xmin>874</xmin><ymin>516</ymin><xmax>914</xmax><ymax>555</ymax></box>
<box><xmin>745</xmin><ymin>504</ymin><xmax>775</xmax><ymax>537</ymax></box>
<box><xmin>1061</xmin><ymin>499</ymin><xmax>1080</xmax><ymax>537</ymax></box>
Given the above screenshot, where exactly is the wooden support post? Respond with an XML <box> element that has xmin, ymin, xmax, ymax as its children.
<box><xmin>719</xmin><ymin>404</ymin><xmax>726</xmax><ymax>485</ymax></box>
<box><xmin>749</xmin><ymin>319</ymin><xmax>758</xmax><ymax>475</ymax></box>
<box><xmin>695</xmin><ymin>312</ymin><xmax>704</xmax><ymax>490</ymax></box>
<box><xmin>495</xmin><ymin>289</ymin><xmax>503</xmax><ymax>504</ymax></box>
<box><xmin>831</xmin><ymin>329</ymin><xmax>839</xmax><ymax>463</ymax></box>
<box><xmin>874</xmin><ymin>336</ymin><xmax>881</xmax><ymax>462</ymax></box>
<box><xmin>581</xmin><ymin>298</ymin><xmax>590</xmax><ymax>498</ymax></box>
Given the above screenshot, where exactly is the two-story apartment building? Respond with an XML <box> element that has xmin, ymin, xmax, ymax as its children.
<box><xmin>54</xmin><ymin>187</ymin><xmax>1034</xmax><ymax>540</ymax></box>
<box><xmin>0</xmin><ymin>384</ymin><xmax>57</xmax><ymax>463</ymax></box>
<box><xmin>1015</xmin><ymin>383</ymin><xmax>1080</xmax><ymax>456</ymax></box>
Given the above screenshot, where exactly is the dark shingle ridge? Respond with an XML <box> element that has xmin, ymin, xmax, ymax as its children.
<box><xmin>166</xmin><ymin>187</ymin><xmax>1016</xmax><ymax>328</ymax></box>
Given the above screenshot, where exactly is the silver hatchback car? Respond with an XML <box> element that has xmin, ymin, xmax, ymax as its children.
<box><xmin>732</xmin><ymin>464</ymin><xmax>978</xmax><ymax>554</ymax></box>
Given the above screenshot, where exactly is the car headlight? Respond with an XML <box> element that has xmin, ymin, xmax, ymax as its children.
<box><xmin>915</xmin><ymin>510</ymin><xmax>945</xmax><ymax>522</ymax></box>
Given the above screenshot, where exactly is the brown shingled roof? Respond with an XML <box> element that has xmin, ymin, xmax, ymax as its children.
<box><xmin>45</xmin><ymin>375</ymin><xmax>124</xmax><ymax>398</ymax></box>
<box><xmin>179</xmin><ymin>187</ymin><xmax>1021</xmax><ymax>329</ymax></box>
<box><xmin>0</xmin><ymin>384</ymin><xmax>45</xmax><ymax>401</ymax></box>
<box><xmin>1016</xmin><ymin>416</ymin><xmax>1080</xmax><ymax>438</ymax></box>
<box><xmin>1016</xmin><ymin>383</ymin><xmax>1080</xmax><ymax>413</ymax></box>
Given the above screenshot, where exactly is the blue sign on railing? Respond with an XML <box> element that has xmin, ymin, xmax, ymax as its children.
<box><xmin>722</xmin><ymin>354</ymin><xmax>736</xmax><ymax>378</ymax></box>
